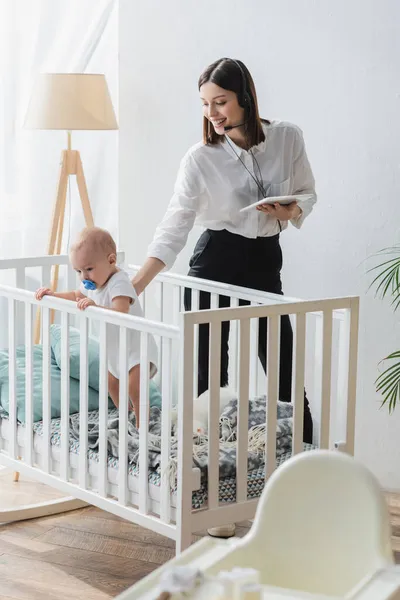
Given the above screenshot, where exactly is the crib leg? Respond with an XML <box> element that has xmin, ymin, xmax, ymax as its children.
<box><xmin>176</xmin><ymin>528</ymin><xmax>193</xmax><ymax>555</ymax></box>
<box><xmin>13</xmin><ymin>456</ymin><xmax>21</xmax><ymax>482</ymax></box>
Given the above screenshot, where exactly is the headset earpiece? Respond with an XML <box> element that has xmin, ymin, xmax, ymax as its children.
<box><xmin>231</xmin><ymin>59</ymin><xmax>251</xmax><ymax>114</ymax></box>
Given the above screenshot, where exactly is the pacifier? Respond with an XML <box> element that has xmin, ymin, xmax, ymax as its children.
<box><xmin>82</xmin><ymin>279</ymin><xmax>97</xmax><ymax>291</ymax></box>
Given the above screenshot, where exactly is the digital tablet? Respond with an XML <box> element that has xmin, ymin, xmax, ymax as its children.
<box><xmin>239</xmin><ymin>194</ymin><xmax>312</xmax><ymax>213</ymax></box>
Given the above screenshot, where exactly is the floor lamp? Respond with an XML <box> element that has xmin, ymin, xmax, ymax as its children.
<box><xmin>8</xmin><ymin>75</ymin><xmax>118</xmax><ymax>493</ymax></box>
<box><xmin>24</xmin><ymin>73</ymin><xmax>118</xmax><ymax>344</ymax></box>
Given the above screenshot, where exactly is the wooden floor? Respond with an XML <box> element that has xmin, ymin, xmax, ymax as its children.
<box><xmin>0</xmin><ymin>470</ymin><xmax>400</xmax><ymax>599</ymax></box>
<box><xmin>0</xmin><ymin>470</ymin><xmax>251</xmax><ymax>599</ymax></box>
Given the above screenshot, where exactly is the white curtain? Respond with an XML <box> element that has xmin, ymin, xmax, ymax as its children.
<box><xmin>0</xmin><ymin>0</ymin><xmax>119</xmax><ymax>260</ymax></box>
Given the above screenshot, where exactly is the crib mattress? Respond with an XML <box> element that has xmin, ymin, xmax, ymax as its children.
<box><xmin>0</xmin><ymin>413</ymin><xmax>314</xmax><ymax>511</ymax></box>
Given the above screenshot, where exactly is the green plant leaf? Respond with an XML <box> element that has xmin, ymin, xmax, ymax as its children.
<box><xmin>375</xmin><ymin>352</ymin><xmax>400</xmax><ymax>413</ymax></box>
<box><xmin>367</xmin><ymin>246</ymin><xmax>400</xmax><ymax>306</ymax></box>
<box><xmin>368</xmin><ymin>258</ymin><xmax>400</xmax><ymax>303</ymax></box>
<box><xmin>368</xmin><ymin>247</ymin><xmax>400</xmax><ymax>412</ymax></box>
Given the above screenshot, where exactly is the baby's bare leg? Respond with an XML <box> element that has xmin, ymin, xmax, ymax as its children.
<box><xmin>108</xmin><ymin>372</ymin><xmax>120</xmax><ymax>408</ymax></box>
<box><xmin>128</xmin><ymin>364</ymin><xmax>141</xmax><ymax>427</ymax></box>
<box><xmin>128</xmin><ymin>365</ymin><xmax>153</xmax><ymax>429</ymax></box>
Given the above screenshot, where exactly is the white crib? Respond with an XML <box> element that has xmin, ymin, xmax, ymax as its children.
<box><xmin>0</xmin><ymin>254</ymin><xmax>359</xmax><ymax>553</ymax></box>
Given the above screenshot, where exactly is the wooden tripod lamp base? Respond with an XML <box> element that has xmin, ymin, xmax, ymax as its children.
<box><xmin>33</xmin><ymin>132</ymin><xmax>94</xmax><ymax>345</ymax></box>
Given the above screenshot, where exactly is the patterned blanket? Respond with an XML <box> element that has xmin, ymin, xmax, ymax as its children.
<box><xmin>69</xmin><ymin>396</ymin><xmax>294</xmax><ymax>481</ymax></box>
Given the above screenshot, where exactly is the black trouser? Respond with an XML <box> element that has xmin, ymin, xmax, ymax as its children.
<box><xmin>183</xmin><ymin>228</ymin><xmax>313</xmax><ymax>444</ymax></box>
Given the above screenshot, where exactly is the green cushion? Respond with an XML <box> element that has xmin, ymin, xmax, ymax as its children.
<box><xmin>0</xmin><ymin>345</ymin><xmax>102</xmax><ymax>423</ymax></box>
<box><xmin>50</xmin><ymin>324</ymin><xmax>162</xmax><ymax>409</ymax></box>
<box><xmin>50</xmin><ymin>324</ymin><xmax>100</xmax><ymax>391</ymax></box>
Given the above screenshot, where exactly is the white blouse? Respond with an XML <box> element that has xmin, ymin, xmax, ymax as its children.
<box><xmin>148</xmin><ymin>120</ymin><xmax>317</xmax><ymax>270</ymax></box>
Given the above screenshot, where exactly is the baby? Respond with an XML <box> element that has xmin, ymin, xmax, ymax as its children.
<box><xmin>35</xmin><ymin>226</ymin><xmax>158</xmax><ymax>428</ymax></box>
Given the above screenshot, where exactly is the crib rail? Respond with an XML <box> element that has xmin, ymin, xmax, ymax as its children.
<box><xmin>176</xmin><ymin>295</ymin><xmax>359</xmax><ymax>549</ymax></box>
<box><xmin>0</xmin><ymin>252</ymin><xmax>125</xmax><ymax>270</ymax></box>
<box><xmin>128</xmin><ymin>262</ymin><xmax>356</xmax><ymax>459</ymax></box>
<box><xmin>0</xmin><ymin>254</ymin><xmax>359</xmax><ymax>555</ymax></box>
<box><xmin>0</xmin><ymin>252</ymin><xmax>125</xmax><ymax>345</ymax></box>
<box><xmin>128</xmin><ymin>263</ymin><xmax>348</xmax><ymax>310</ymax></box>
<box><xmin>0</xmin><ymin>283</ymin><xmax>180</xmax><ymax>540</ymax></box>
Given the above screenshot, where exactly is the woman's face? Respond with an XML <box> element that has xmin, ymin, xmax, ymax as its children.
<box><xmin>200</xmin><ymin>82</ymin><xmax>244</xmax><ymax>135</ymax></box>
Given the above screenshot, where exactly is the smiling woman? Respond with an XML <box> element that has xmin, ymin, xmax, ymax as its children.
<box><xmin>198</xmin><ymin>58</ymin><xmax>267</xmax><ymax>147</ymax></box>
<box><xmin>132</xmin><ymin>59</ymin><xmax>317</xmax><ymax>537</ymax></box>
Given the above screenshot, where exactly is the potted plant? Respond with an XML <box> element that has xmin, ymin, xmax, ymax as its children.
<box><xmin>369</xmin><ymin>245</ymin><xmax>400</xmax><ymax>413</ymax></box>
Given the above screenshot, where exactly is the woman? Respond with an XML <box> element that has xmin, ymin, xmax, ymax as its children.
<box><xmin>133</xmin><ymin>57</ymin><xmax>317</xmax><ymax>535</ymax></box>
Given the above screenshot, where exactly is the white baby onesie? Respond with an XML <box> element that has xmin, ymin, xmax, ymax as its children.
<box><xmin>80</xmin><ymin>270</ymin><xmax>158</xmax><ymax>379</ymax></box>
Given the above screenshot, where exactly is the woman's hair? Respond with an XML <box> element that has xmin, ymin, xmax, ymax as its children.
<box><xmin>198</xmin><ymin>58</ymin><xmax>269</xmax><ymax>147</ymax></box>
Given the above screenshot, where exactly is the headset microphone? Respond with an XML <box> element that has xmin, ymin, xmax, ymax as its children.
<box><xmin>224</xmin><ymin>122</ymin><xmax>246</xmax><ymax>132</ymax></box>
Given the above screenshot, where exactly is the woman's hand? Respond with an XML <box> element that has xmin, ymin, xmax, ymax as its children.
<box><xmin>257</xmin><ymin>201</ymin><xmax>302</xmax><ymax>221</ymax></box>
<box><xmin>131</xmin><ymin>257</ymin><xmax>166</xmax><ymax>297</ymax></box>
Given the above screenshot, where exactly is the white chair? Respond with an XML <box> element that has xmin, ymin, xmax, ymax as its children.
<box><xmin>207</xmin><ymin>450</ymin><xmax>395</xmax><ymax>596</ymax></box>
<box><xmin>117</xmin><ymin>450</ymin><xmax>398</xmax><ymax>599</ymax></box>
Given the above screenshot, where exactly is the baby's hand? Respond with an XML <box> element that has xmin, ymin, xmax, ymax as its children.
<box><xmin>77</xmin><ymin>297</ymin><xmax>96</xmax><ymax>311</ymax></box>
<box><xmin>35</xmin><ymin>287</ymin><xmax>54</xmax><ymax>300</ymax></box>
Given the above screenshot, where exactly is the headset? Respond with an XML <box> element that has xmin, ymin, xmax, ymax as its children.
<box><xmin>231</xmin><ymin>59</ymin><xmax>251</xmax><ymax>109</ymax></box>
<box><xmin>223</xmin><ymin>58</ymin><xmax>252</xmax><ymax>131</ymax></box>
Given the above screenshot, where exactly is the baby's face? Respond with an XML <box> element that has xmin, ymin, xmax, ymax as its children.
<box><xmin>70</xmin><ymin>247</ymin><xmax>116</xmax><ymax>288</ymax></box>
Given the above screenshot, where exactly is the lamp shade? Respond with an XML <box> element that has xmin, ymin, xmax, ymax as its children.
<box><xmin>24</xmin><ymin>73</ymin><xmax>118</xmax><ymax>130</ymax></box>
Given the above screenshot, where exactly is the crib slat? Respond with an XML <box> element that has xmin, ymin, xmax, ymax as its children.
<box><xmin>8</xmin><ymin>299</ymin><xmax>17</xmax><ymax>460</ymax></box>
<box><xmin>98</xmin><ymin>322</ymin><xmax>108</xmax><ymax>497</ymax></box>
<box><xmin>16</xmin><ymin>269</ymin><xmax>26</xmax><ymax>345</ymax></box>
<box><xmin>158</xmin><ymin>281</ymin><xmax>165</xmax><ymax>322</ymax></box>
<box><xmin>249</xmin><ymin>312</ymin><xmax>259</xmax><ymax>398</ymax></box>
<box><xmin>67</xmin><ymin>265</ymin><xmax>77</xmax><ymax>329</ymax></box>
<box><xmin>265</xmin><ymin>314</ymin><xmax>280</xmax><ymax>480</ymax></box>
<box><xmin>192</xmin><ymin>289</ymin><xmax>200</xmax><ymax>399</ymax></box>
<box><xmin>313</xmin><ymin>314</ymin><xmax>323</xmax><ymax>426</ymax></box>
<box><xmin>173</xmin><ymin>286</ymin><xmax>181</xmax><ymax>325</ymax></box>
<box><xmin>336</xmin><ymin>312</ymin><xmax>349</xmax><ymax>445</ymax></box>
<box><xmin>35</xmin><ymin>265</ymin><xmax>52</xmax><ymax>344</ymax></box>
<box><xmin>79</xmin><ymin>316</ymin><xmax>89</xmax><ymax>488</ymax></box>
<box><xmin>60</xmin><ymin>312</ymin><xmax>70</xmax><ymax>480</ymax></box>
<box><xmin>25</xmin><ymin>302</ymin><xmax>34</xmax><ymax>465</ymax></box>
<box><xmin>157</xmin><ymin>282</ymin><xmax>164</xmax><ymax>388</ymax></box>
<box><xmin>41</xmin><ymin>265</ymin><xmax>51</xmax><ymax>288</ymax></box>
<box><xmin>176</xmin><ymin>314</ymin><xmax>194</xmax><ymax>552</ymax></box>
<box><xmin>118</xmin><ymin>327</ymin><xmax>129</xmax><ymax>505</ymax></box>
<box><xmin>142</xmin><ymin>288</ymin><xmax>146</xmax><ymax>317</ymax></box>
<box><xmin>236</xmin><ymin>318</ymin><xmax>250</xmax><ymax>503</ymax></box>
<box><xmin>208</xmin><ymin>320</ymin><xmax>221</xmax><ymax>510</ymax></box>
<box><xmin>346</xmin><ymin>300</ymin><xmax>359</xmax><ymax>456</ymax></box>
<box><xmin>230</xmin><ymin>297</ymin><xmax>240</xmax><ymax>391</ymax></box>
<box><xmin>42</xmin><ymin>306</ymin><xmax>51</xmax><ymax>473</ymax></box>
<box><xmin>160</xmin><ymin>337</ymin><xmax>172</xmax><ymax>524</ymax></box>
<box><xmin>139</xmin><ymin>332</ymin><xmax>150</xmax><ymax>514</ymax></box>
<box><xmin>292</xmin><ymin>313</ymin><xmax>306</xmax><ymax>455</ymax></box>
<box><xmin>320</xmin><ymin>309</ymin><xmax>333</xmax><ymax>449</ymax></box>
<box><xmin>67</xmin><ymin>263</ymin><xmax>76</xmax><ymax>290</ymax></box>
<box><xmin>210</xmin><ymin>293</ymin><xmax>218</xmax><ymax>310</ymax></box>
<box><xmin>255</xmin><ymin>315</ymin><xmax>260</xmax><ymax>393</ymax></box>
<box><xmin>336</xmin><ymin>306</ymin><xmax>359</xmax><ymax>457</ymax></box>
<box><xmin>16</xmin><ymin>268</ymin><xmax>25</xmax><ymax>289</ymax></box>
